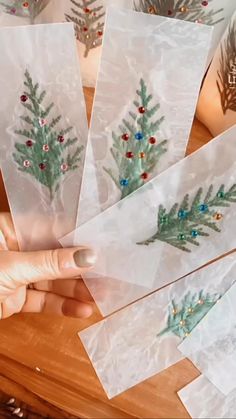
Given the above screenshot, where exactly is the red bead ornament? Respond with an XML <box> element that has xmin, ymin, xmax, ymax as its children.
<box><xmin>139</xmin><ymin>152</ymin><xmax>145</xmax><ymax>158</ymax></box>
<box><xmin>61</xmin><ymin>163</ymin><xmax>68</xmax><ymax>172</ymax></box>
<box><xmin>23</xmin><ymin>160</ymin><xmax>30</xmax><ymax>168</ymax></box>
<box><xmin>84</xmin><ymin>7</ymin><xmax>90</xmax><ymax>13</ymax></box>
<box><xmin>141</xmin><ymin>172</ymin><xmax>149</xmax><ymax>180</ymax></box>
<box><xmin>39</xmin><ymin>163</ymin><xmax>46</xmax><ymax>171</ymax></box>
<box><xmin>97</xmin><ymin>31</ymin><xmax>103</xmax><ymax>37</ymax></box>
<box><xmin>57</xmin><ymin>135</ymin><xmax>65</xmax><ymax>143</ymax></box>
<box><xmin>167</xmin><ymin>10</ymin><xmax>173</xmax><ymax>15</ymax></box>
<box><xmin>83</xmin><ymin>27</ymin><xmax>88</xmax><ymax>32</ymax></box>
<box><xmin>126</xmin><ymin>151</ymin><xmax>134</xmax><ymax>158</ymax></box>
<box><xmin>20</xmin><ymin>94</ymin><xmax>28</xmax><ymax>102</ymax></box>
<box><xmin>149</xmin><ymin>137</ymin><xmax>156</xmax><ymax>144</ymax></box>
<box><xmin>22</xmin><ymin>2</ymin><xmax>29</xmax><ymax>7</ymax></box>
<box><xmin>201</xmin><ymin>1</ymin><xmax>208</xmax><ymax>6</ymax></box>
<box><xmin>138</xmin><ymin>106</ymin><xmax>146</xmax><ymax>114</ymax></box>
<box><xmin>39</xmin><ymin>118</ymin><xmax>47</xmax><ymax>127</ymax></box>
<box><xmin>42</xmin><ymin>144</ymin><xmax>49</xmax><ymax>152</ymax></box>
<box><xmin>122</xmin><ymin>133</ymin><xmax>129</xmax><ymax>141</ymax></box>
<box><xmin>26</xmin><ymin>140</ymin><xmax>33</xmax><ymax>147</ymax></box>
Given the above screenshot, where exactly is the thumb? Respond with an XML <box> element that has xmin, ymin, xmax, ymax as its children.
<box><xmin>0</xmin><ymin>247</ymin><xmax>96</xmax><ymax>291</ymax></box>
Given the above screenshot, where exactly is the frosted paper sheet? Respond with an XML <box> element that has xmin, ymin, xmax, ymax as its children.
<box><xmin>178</xmin><ymin>375</ymin><xmax>236</xmax><ymax>419</ymax></box>
<box><xmin>107</xmin><ymin>0</ymin><xmax>236</xmax><ymax>68</ymax></box>
<box><xmin>79</xmin><ymin>254</ymin><xmax>236</xmax><ymax>399</ymax></box>
<box><xmin>0</xmin><ymin>23</ymin><xmax>88</xmax><ymax>251</ymax></box>
<box><xmin>179</xmin><ymin>282</ymin><xmax>236</xmax><ymax>396</ymax></box>
<box><xmin>77</xmin><ymin>7</ymin><xmax>212</xmax><ymax>225</ymax></box>
<box><xmin>61</xmin><ymin>125</ymin><xmax>236</xmax><ymax>316</ymax></box>
<box><xmin>197</xmin><ymin>11</ymin><xmax>236</xmax><ymax>137</ymax></box>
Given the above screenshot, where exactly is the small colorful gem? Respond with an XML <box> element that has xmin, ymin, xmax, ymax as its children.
<box><xmin>191</xmin><ymin>230</ymin><xmax>198</xmax><ymax>238</ymax></box>
<box><xmin>20</xmin><ymin>94</ymin><xmax>28</xmax><ymax>102</ymax></box>
<box><xmin>178</xmin><ymin>209</ymin><xmax>188</xmax><ymax>219</ymax></box>
<box><xmin>172</xmin><ymin>308</ymin><xmax>178</xmax><ymax>315</ymax></box>
<box><xmin>83</xmin><ymin>27</ymin><xmax>88</xmax><ymax>32</ymax></box>
<box><xmin>179</xmin><ymin>320</ymin><xmax>186</xmax><ymax>326</ymax></box>
<box><xmin>178</xmin><ymin>233</ymin><xmax>186</xmax><ymax>241</ymax></box>
<box><xmin>195</xmin><ymin>18</ymin><xmax>203</xmax><ymax>23</ymax></box>
<box><xmin>26</xmin><ymin>140</ymin><xmax>33</xmax><ymax>147</ymax></box>
<box><xmin>148</xmin><ymin>6</ymin><xmax>157</xmax><ymax>14</ymax></box>
<box><xmin>93</xmin><ymin>12</ymin><xmax>97</xmax><ymax>16</ymax></box>
<box><xmin>39</xmin><ymin>163</ymin><xmax>46</xmax><ymax>171</ymax></box>
<box><xmin>23</xmin><ymin>160</ymin><xmax>30</xmax><ymax>168</ymax></box>
<box><xmin>61</xmin><ymin>163</ymin><xmax>68</xmax><ymax>172</ymax></box>
<box><xmin>214</xmin><ymin>213</ymin><xmax>223</xmax><ymax>221</ymax></box>
<box><xmin>167</xmin><ymin>9</ymin><xmax>173</xmax><ymax>15</ymax></box>
<box><xmin>84</xmin><ymin>7</ymin><xmax>90</xmax><ymax>13</ymax></box>
<box><xmin>149</xmin><ymin>137</ymin><xmax>156</xmax><ymax>144</ymax></box>
<box><xmin>22</xmin><ymin>2</ymin><xmax>29</xmax><ymax>7</ymax></box>
<box><xmin>217</xmin><ymin>191</ymin><xmax>225</xmax><ymax>198</ymax></box>
<box><xmin>97</xmin><ymin>31</ymin><xmax>103</xmax><ymax>37</ymax></box>
<box><xmin>42</xmin><ymin>144</ymin><xmax>49</xmax><ymax>152</ymax></box>
<box><xmin>138</xmin><ymin>106</ymin><xmax>146</xmax><ymax>114</ymax></box>
<box><xmin>120</xmin><ymin>179</ymin><xmax>129</xmax><ymax>186</ymax></box>
<box><xmin>126</xmin><ymin>151</ymin><xmax>134</xmax><ymax>159</ymax></box>
<box><xmin>201</xmin><ymin>1</ymin><xmax>208</xmax><ymax>6</ymax></box>
<box><xmin>199</xmin><ymin>204</ymin><xmax>208</xmax><ymax>212</ymax></box>
<box><xmin>122</xmin><ymin>133</ymin><xmax>129</xmax><ymax>141</ymax></box>
<box><xmin>160</xmin><ymin>215</ymin><xmax>168</xmax><ymax>225</ymax></box>
<box><xmin>139</xmin><ymin>152</ymin><xmax>145</xmax><ymax>159</ymax></box>
<box><xmin>180</xmin><ymin>6</ymin><xmax>188</xmax><ymax>12</ymax></box>
<box><xmin>57</xmin><ymin>135</ymin><xmax>65</xmax><ymax>143</ymax></box>
<box><xmin>141</xmin><ymin>172</ymin><xmax>148</xmax><ymax>180</ymax></box>
<box><xmin>135</xmin><ymin>132</ymin><xmax>143</xmax><ymax>141</ymax></box>
<box><xmin>198</xmin><ymin>299</ymin><xmax>204</xmax><ymax>305</ymax></box>
<box><xmin>39</xmin><ymin>118</ymin><xmax>47</xmax><ymax>127</ymax></box>
<box><xmin>188</xmin><ymin>308</ymin><xmax>193</xmax><ymax>313</ymax></box>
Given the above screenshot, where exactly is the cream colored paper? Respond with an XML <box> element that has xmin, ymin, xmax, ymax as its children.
<box><xmin>78</xmin><ymin>254</ymin><xmax>236</xmax><ymax>399</ymax></box>
<box><xmin>0</xmin><ymin>23</ymin><xmax>88</xmax><ymax>251</ymax></box>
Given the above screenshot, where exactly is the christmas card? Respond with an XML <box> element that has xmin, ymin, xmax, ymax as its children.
<box><xmin>108</xmin><ymin>0</ymin><xmax>236</xmax><ymax>68</ymax></box>
<box><xmin>0</xmin><ymin>23</ymin><xmax>88</xmax><ymax>251</ymax></box>
<box><xmin>61</xmin><ymin>125</ymin><xmax>236</xmax><ymax>316</ymax></box>
<box><xmin>78</xmin><ymin>254</ymin><xmax>236</xmax><ymax>399</ymax></box>
<box><xmin>178</xmin><ymin>375</ymin><xmax>236</xmax><ymax>418</ymax></box>
<box><xmin>179</xmin><ymin>281</ymin><xmax>236</xmax><ymax>396</ymax></box>
<box><xmin>197</xmin><ymin>10</ymin><xmax>236</xmax><ymax>137</ymax></box>
<box><xmin>77</xmin><ymin>6</ymin><xmax>212</xmax><ymax>225</ymax></box>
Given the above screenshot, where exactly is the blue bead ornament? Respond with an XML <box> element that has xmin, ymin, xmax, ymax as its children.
<box><xmin>178</xmin><ymin>210</ymin><xmax>188</xmax><ymax>219</ymax></box>
<box><xmin>120</xmin><ymin>179</ymin><xmax>129</xmax><ymax>186</ymax></box>
<box><xmin>199</xmin><ymin>204</ymin><xmax>208</xmax><ymax>212</ymax></box>
<box><xmin>135</xmin><ymin>132</ymin><xmax>144</xmax><ymax>141</ymax></box>
<box><xmin>191</xmin><ymin>230</ymin><xmax>198</xmax><ymax>238</ymax></box>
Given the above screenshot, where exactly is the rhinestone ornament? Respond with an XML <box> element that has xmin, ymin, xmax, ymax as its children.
<box><xmin>138</xmin><ymin>106</ymin><xmax>146</xmax><ymax>114</ymax></box>
<box><xmin>39</xmin><ymin>163</ymin><xmax>46</xmax><ymax>170</ymax></box>
<box><xmin>199</xmin><ymin>204</ymin><xmax>208</xmax><ymax>212</ymax></box>
<box><xmin>122</xmin><ymin>133</ymin><xmax>129</xmax><ymax>141</ymax></box>
<box><xmin>61</xmin><ymin>163</ymin><xmax>68</xmax><ymax>172</ymax></box>
<box><xmin>141</xmin><ymin>172</ymin><xmax>148</xmax><ymax>180</ymax></box>
<box><xmin>135</xmin><ymin>132</ymin><xmax>143</xmax><ymax>141</ymax></box>
<box><xmin>214</xmin><ymin>213</ymin><xmax>223</xmax><ymax>221</ymax></box>
<box><xmin>39</xmin><ymin>118</ymin><xmax>47</xmax><ymax>127</ymax></box>
<box><xmin>139</xmin><ymin>152</ymin><xmax>145</xmax><ymax>158</ymax></box>
<box><xmin>26</xmin><ymin>140</ymin><xmax>33</xmax><ymax>147</ymax></box>
<box><xmin>149</xmin><ymin>137</ymin><xmax>156</xmax><ymax>144</ymax></box>
<box><xmin>126</xmin><ymin>152</ymin><xmax>134</xmax><ymax>158</ymax></box>
<box><xmin>43</xmin><ymin>144</ymin><xmax>49</xmax><ymax>152</ymax></box>
<box><xmin>22</xmin><ymin>2</ymin><xmax>29</xmax><ymax>7</ymax></box>
<box><xmin>20</xmin><ymin>94</ymin><xmax>28</xmax><ymax>102</ymax></box>
<box><xmin>23</xmin><ymin>160</ymin><xmax>30</xmax><ymax>168</ymax></box>
<box><xmin>120</xmin><ymin>179</ymin><xmax>129</xmax><ymax>186</ymax></box>
<box><xmin>57</xmin><ymin>135</ymin><xmax>65</xmax><ymax>143</ymax></box>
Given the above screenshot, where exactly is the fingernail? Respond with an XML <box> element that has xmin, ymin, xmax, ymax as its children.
<box><xmin>73</xmin><ymin>249</ymin><xmax>97</xmax><ymax>268</ymax></box>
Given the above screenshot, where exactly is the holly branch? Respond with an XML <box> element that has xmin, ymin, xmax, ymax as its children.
<box><xmin>134</xmin><ymin>0</ymin><xmax>224</xmax><ymax>25</ymax></box>
<box><xmin>13</xmin><ymin>70</ymin><xmax>83</xmax><ymax>201</ymax></box>
<box><xmin>104</xmin><ymin>78</ymin><xmax>168</xmax><ymax>199</ymax></box>
<box><xmin>137</xmin><ymin>184</ymin><xmax>236</xmax><ymax>252</ymax></box>
<box><xmin>157</xmin><ymin>290</ymin><xmax>220</xmax><ymax>339</ymax></box>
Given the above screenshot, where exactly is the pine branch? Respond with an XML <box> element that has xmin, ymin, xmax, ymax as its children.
<box><xmin>217</xmin><ymin>21</ymin><xmax>236</xmax><ymax>114</ymax></box>
<box><xmin>157</xmin><ymin>290</ymin><xmax>220</xmax><ymax>339</ymax></box>
<box><xmin>133</xmin><ymin>0</ymin><xmax>224</xmax><ymax>25</ymax></box>
<box><xmin>13</xmin><ymin>70</ymin><xmax>83</xmax><ymax>200</ymax></box>
<box><xmin>137</xmin><ymin>183</ymin><xmax>236</xmax><ymax>252</ymax></box>
<box><xmin>65</xmin><ymin>0</ymin><xmax>105</xmax><ymax>58</ymax></box>
<box><xmin>104</xmin><ymin>78</ymin><xmax>168</xmax><ymax>199</ymax></box>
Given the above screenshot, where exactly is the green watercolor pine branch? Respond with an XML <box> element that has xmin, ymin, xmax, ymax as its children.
<box><xmin>157</xmin><ymin>290</ymin><xmax>220</xmax><ymax>339</ymax></box>
<box><xmin>217</xmin><ymin>20</ymin><xmax>236</xmax><ymax>114</ymax></box>
<box><xmin>13</xmin><ymin>70</ymin><xmax>84</xmax><ymax>201</ymax></box>
<box><xmin>134</xmin><ymin>0</ymin><xmax>224</xmax><ymax>25</ymax></box>
<box><xmin>104</xmin><ymin>78</ymin><xmax>168</xmax><ymax>199</ymax></box>
<box><xmin>137</xmin><ymin>184</ymin><xmax>236</xmax><ymax>252</ymax></box>
<box><xmin>0</xmin><ymin>0</ymin><xmax>51</xmax><ymax>22</ymax></box>
<box><xmin>65</xmin><ymin>0</ymin><xmax>105</xmax><ymax>58</ymax></box>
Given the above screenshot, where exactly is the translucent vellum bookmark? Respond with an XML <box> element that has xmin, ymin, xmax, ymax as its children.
<box><xmin>178</xmin><ymin>375</ymin><xmax>236</xmax><ymax>419</ymax></box>
<box><xmin>61</xmin><ymin>125</ymin><xmax>236</xmax><ymax>316</ymax></box>
<box><xmin>179</xmin><ymin>281</ymin><xmax>236</xmax><ymax>396</ymax></box>
<box><xmin>78</xmin><ymin>254</ymin><xmax>236</xmax><ymax>399</ymax></box>
<box><xmin>0</xmin><ymin>23</ymin><xmax>88</xmax><ymax>251</ymax></box>
<box><xmin>107</xmin><ymin>0</ymin><xmax>236</xmax><ymax>68</ymax></box>
<box><xmin>77</xmin><ymin>6</ymin><xmax>212</xmax><ymax>225</ymax></box>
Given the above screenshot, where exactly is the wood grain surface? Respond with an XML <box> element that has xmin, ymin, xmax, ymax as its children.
<box><xmin>0</xmin><ymin>87</ymin><xmax>213</xmax><ymax>419</ymax></box>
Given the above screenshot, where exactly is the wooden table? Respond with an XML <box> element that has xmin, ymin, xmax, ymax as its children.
<box><xmin>0</xmin><ymin>88</ymin><xmax>213</xmax><ymax>419</ymax></box>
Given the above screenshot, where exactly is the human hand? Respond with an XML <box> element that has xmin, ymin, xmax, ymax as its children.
<box><xmin>0</xmin><ymin>213</ymin><xmax>96</xmax><ymax>319</ymax></box>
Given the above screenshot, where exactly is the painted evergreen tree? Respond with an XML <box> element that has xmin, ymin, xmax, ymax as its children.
<box><xmin>65</xmin><ymin>0</ymin><xmax>105</xmax><ymax>58</ymax></box>
<box><xmin>134</xmin><ymin>0</ymin><xmax>224</xmax><ymax>25</ymax></box>
<box><xmin>217</xmin><ymin>21</ymin><xmax>236</xmax><ymax>114</ymax></box>
<box><xmin>13</xmin><ymin>70</ymin><xmax>84</xmax><ymax>201</ymax></box>
<box><xmin>157</xmin><ymin>290</ymin><xmax>220</xmax><ymax>339</ymax></box>
<box><xmin>104</xmin><ymin>78</ymin><xmax>168</xmax><ymax>199</ymax></box>
<box><xmin>137</xmin><ymin>183</ymin><xmax>236</xmax><ymax>252</ymax></box>
<box><xmin>0</xmin><ymin>0</ymin><xmax>51</xmax><ymax>22</ymax></box>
